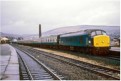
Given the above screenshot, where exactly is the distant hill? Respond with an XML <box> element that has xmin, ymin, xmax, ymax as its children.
<box><xmin>1</xmin><ymin>25</ymin><xmax>119</xmax><ymax>40</ymax></box>
<box><xmin>0</xmin><ymin>32</ymin><xmax>21</xmax><ymax>38</ymax></box>
<box><xmin>42</xmin><ymin>25</ymin><xmax>120</xmax><ymax>39</ymax></box>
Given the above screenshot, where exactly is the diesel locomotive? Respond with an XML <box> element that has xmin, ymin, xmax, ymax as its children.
<box><xmin>16</xmin><ymin>29</ymin><xmax>110</xmax><ymax>55</ymax></box>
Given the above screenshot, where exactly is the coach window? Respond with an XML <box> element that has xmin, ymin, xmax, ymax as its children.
<box><xmin>91</xmin><ymin>31</ymin><xmax>96</xmax><ymax>37</ymax></box>
<box><xmin>48</xmin><ymin>38</ymin><xmax>49</xmax><ymax>42</ymax></box>
<box><xmin>54</xmin><ymin>38</ymin><xmax>55</xmax><ymax>42</ymax></box>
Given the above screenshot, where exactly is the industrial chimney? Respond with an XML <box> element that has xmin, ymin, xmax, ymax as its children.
<box><xmin>39</xmin><ymin>24</ymin><xmax>41</xmax><ymax>38</ymax></box>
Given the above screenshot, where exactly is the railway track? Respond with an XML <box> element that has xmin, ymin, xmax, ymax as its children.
<box><xmin>15</xmin><ymin>45</ymin><xmax>120</xmax><ymax>80</ymax></box>
<box><xmin>16</xmin><ymin>48</ymin><xmax>61</xmax><ymax>80</ymax></box>
<box><xmin>18</xmin><ymin>52</ymin><xmax>32</xmax><ymax>80</ymax></box>
<box><xmin>25</xmin><ymin>49</ymin><xmax>120</xmax><ymax>80</ymax></box>
<box><xmin>13</xmin><ymin>45</ymin><xmax>120</xmax><ymax>80</ymax></box>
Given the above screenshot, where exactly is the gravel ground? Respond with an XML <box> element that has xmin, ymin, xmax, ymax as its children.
<box><xmin>34</xmin><ymin>47</ymin><xmax>120</xmax><ymax>70</ymax></box>
<box><xmin>31</xmin><ymin>51</ymin><xmax>107</xmax><ymax>80</ymax></box>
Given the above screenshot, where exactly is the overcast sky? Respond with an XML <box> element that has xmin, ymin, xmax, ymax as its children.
<box><xmin>1</xmin><ymin>0</ymin><xmax>120</xmax><ymax>35</ymax></box>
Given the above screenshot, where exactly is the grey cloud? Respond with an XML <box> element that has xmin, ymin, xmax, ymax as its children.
<box><xmin>1</xmin><ymin>0</ymin><xmax>120</xmax><ymax>35</ymax></box>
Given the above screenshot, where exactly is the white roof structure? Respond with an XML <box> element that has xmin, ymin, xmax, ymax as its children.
<box><xmin>0</xmin><ymin>37</ymin><xmax>9</xmax><ymax>41</ymax></box>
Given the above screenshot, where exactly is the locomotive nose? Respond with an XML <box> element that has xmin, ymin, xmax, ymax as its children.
<box><xmin>93</xmin><ymin>35</ymin><xmax>110</xmax><ymax>47</ymax></box>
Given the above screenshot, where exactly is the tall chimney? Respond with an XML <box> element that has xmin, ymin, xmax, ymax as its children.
<box><xmin>39</xmin><ymin>24</ymin><xmax>41</xmax><ymax>37</ymax></box>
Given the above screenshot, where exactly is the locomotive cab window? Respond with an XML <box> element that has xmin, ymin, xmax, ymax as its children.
<box><xmin>96</xmin><ymin>31</ymin><xmax>102</xmax><ymax>35</ymax></box>
<box><xmin>91</xmin><ymin>30</ymin><xmax>107</xmax><ymax>37</ymax></box>
<box><xmin>102</xmin><ymin>31</ymin><xmax>107</xmax><ymax>35</ymax></box>
<box><xmin>91</xmin><ymin>31</ymin><xmax>96</xmax><ymax>37</ymax></box>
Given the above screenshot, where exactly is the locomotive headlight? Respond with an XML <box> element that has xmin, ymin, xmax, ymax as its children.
<box><xmin>88</xmin><ymin>40</ymin><xmax>91</xmax><ymax>43</ymax></box>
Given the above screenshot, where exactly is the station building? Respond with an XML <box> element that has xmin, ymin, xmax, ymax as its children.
<box><xmin>0</xmin><ymin>37</ymin><xmax>9</xmax><ymax>44</ymax></box>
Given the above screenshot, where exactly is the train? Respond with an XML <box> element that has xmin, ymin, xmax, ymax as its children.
<box><xmin>15</xmin><ymin>29</ymin><xmax>110</xmax><ymax>55</ymax></box>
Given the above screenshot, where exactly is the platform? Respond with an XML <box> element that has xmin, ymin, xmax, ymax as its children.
<box><xmin>109</xmin><ymin>47</ymin><xmax>120</xmax><ymax>56</ymax></box>
<box><xmin>0</xmin><ymin>44</ymin><xmax>19</xmax><ymax>80</ymax></box>
<box><xmin>110</xmin><ymin>47</ymin><xmax>120</xmax><ymax>52</ymax></box>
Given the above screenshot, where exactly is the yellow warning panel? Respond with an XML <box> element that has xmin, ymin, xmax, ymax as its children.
<box><xmin>93</xmin><ymin>35</ymin><xmax>110</xmax><ymax>47</ymax></box>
